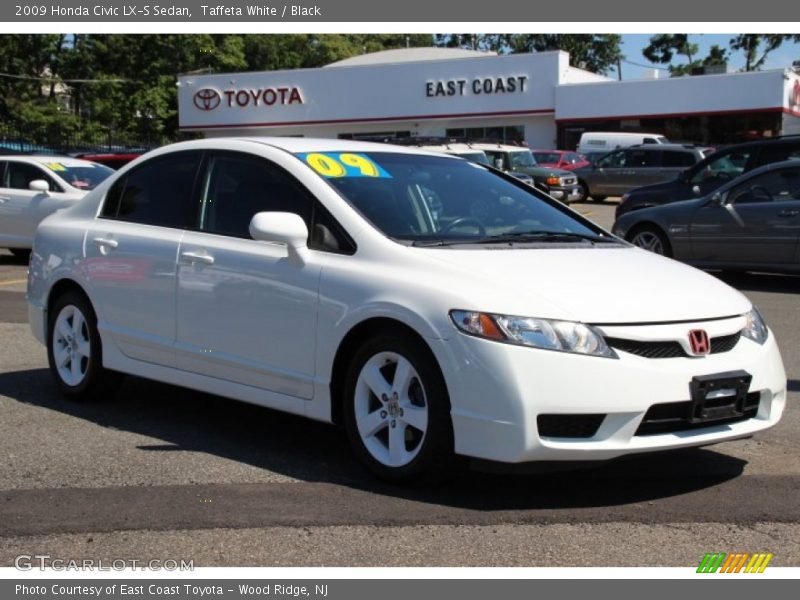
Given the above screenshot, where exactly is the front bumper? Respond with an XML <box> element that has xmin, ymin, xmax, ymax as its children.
<box><xmin>431</xmin><ymin>321</ymin><xmax>786</xmax><ymax>463</ymax></box>
<box><xmin>547</xmin><ymin>185</ymin><xmax>582</xmax><ymax>204</ymax></box>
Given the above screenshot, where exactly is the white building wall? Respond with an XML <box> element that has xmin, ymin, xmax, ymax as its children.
<box><xmin>556</xmin><ymin>70</ymin><xmax>788</xmax><ymax>121</ymax></box>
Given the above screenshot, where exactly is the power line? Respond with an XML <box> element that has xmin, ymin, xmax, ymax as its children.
<box><xmin>621</xmin><ymin>59</ymin><xmax>670</xmax><ymax>71</ymax></box>
<box><xmin>0</xmin><ymin>71</ymin><xmax>129</xmax><ymax>84</ymax></box>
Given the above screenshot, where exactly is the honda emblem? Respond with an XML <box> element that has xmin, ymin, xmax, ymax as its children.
<box><xmin>689</xmin><ymin>329</ymin><xmax>711</xmax><ymax>355</ymax></box>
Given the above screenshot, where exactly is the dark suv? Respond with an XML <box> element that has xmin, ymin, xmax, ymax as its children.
<box><xmin>573</xmin><ymin>144</ymin><xmax>708</xmax><ymax>203</ymax></box>
<box><xmin>616</xmin><ymin>136</ymin><xmax>800</xmax><ymax>218</ymax></box>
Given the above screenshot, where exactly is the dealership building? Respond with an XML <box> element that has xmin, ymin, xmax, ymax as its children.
<box><xmin>178</xmin><ymin>48</ymin><xmax>800</xmax><ymax>149</ymax></box>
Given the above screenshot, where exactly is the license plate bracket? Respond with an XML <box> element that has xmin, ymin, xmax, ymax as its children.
<box><xmin>688</xmin><ymin>370</ymin><xmax>752</xmax><ymax>424</ymax></box>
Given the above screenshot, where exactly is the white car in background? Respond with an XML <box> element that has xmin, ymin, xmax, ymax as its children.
<box><xmin>27</xmin><ymin>138</ymin><xmax>786</xmax><ymax>481</ymax></box>
<box><xmin>0</xmin><ymin>155</ymin><xmax>113</xmax><ymax>258</ymax></box>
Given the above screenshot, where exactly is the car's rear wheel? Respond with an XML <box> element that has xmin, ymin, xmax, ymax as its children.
<box><xmin>343</xmin><ymin>330</ymin><xmax>454</xmax><ymax>482</ymax></box>
<box><xmin>628</xmin><ymin>226</ymin><xmax>672</xmax><ymax>257</ymax></box>
<box><xmin>47</xmin><ymin>290</ymin><xmax>121</xmax><ymax>401</ymax></box>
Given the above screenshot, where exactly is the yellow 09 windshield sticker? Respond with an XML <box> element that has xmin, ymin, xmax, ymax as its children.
<box><xmin>44</xmin><ymin>162</ymin><xmax>67</xmax><ymax>172</ymax></box>
<box><xmin>297</xmin><ymin>152</ymin><xmax>392</xmax><ymax>179</ymax></box>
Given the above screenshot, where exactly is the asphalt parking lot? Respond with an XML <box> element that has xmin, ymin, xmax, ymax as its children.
<box><xmin>1</xmin><ymin>200</ymin><xmax>798</xmax><ymax>567</ymax></box>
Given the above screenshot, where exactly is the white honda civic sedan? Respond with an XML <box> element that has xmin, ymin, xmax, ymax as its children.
<box><xmin>26</xmin><ymin>138</ymin><xmax>786</xmax><ymax>480</ymax></box>
<box><xmin>0</xmin><ymin>155</ymin><xmax>113</xmax><ymax>258</ymax></box>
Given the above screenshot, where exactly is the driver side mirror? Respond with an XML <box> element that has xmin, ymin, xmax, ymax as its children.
<box><xmin>709</xmin><ymin>192</ymin><xmax>725</xmax><ymax>206</ymax></box>
<box><xmin>249</xmin><ymin>211</ymin><xmax>309</xmax><ymax>264</ymax></box>
<box><xmin>28</xmin><ymin>180</ymin><xmax>51</xmax><ymax>194</ymax></box>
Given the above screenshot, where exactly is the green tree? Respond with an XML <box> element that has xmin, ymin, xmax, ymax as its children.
<box><xmin>730</xmin><ymin>34</ymin><xmax>798</xmax><ymax>71</ymax></box>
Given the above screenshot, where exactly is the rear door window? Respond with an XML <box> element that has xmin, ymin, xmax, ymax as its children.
<box><xmin>661</xmin><ymin>151</ymin><xmax>697</xmax><ymax>167</ymax></box>
<box><xmin>624</xmin><ymin>149</ymin><xmax>660</xmax><ymax>167</ymax></box>
<box><xmin>99</xmin><ymin>151</ymin><xmax>202</xmax><ymax>228</ymax></box>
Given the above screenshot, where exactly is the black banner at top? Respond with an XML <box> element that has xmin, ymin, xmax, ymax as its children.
<box><xmin>1</xmin><ymin>0</ymin><xmax>798</xmax><ymax>22</ymax></box>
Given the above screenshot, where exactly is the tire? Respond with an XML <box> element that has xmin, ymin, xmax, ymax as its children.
<box><xmin>9</xmin><ymin>248</ymin><xmax>30</xmax><ymax>261</ymax></box>
<box><xmin>343</xmin><ymin>329</ymin><xmax>455</xmax><ymax>482</ymax></box>
<box><xmin>47</xmin><ymin>290</ymin><xmax>122</xmax><ymax>402</ymax></box>
<box><xmin>576</xmin><ymin>181</ymin><xmax>589</xmax><ymax>202</ymax></box>
<box><xmin>628</xmin><ymin>226</ymin><xmax>672</xmax><ymax>257</ymax></box>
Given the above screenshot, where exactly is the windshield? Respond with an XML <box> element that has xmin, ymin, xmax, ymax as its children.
<box><xmin>297</xmin><ymin>151</ymin><xmax>605</xmax><ymax>245</ymax></box>
<box><xmin>533</xmin><ymin>152</ymin><xmax>561</xmax><ymax>164</ymax></box>
<box><xmin>40</xmin><ymin>160</ymin><xmax>114</xmax><ymax>190</ymax></box>
<box><xmin>508</xmin><ymin>151</ymin><xmax>537</xmax><ymax>168</ymax></box>
<box><xmin>454</xmin><ymin>151</ymin><xmax>490</xmax><ymax>165</ymax></box>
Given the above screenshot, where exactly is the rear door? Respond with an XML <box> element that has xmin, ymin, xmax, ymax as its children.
<box><xmin>84</xmin><ymin>151</ymin><xmax>203</xmax><ymax>365</ymax></box>
<box><xmin>690</xmin><ymin>165</ymin><xmax>800</xmax><ymax>265</ymax></box>
<box><xmin>621</xmin><ymin>148</ymin><xmax>664</xmax><ymax>191</ymax></box>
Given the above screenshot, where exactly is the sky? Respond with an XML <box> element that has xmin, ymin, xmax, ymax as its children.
<box><xmin>618</xmin><ymin>34</ymin><xmax>799</xmax><ymax>80</ymax></box>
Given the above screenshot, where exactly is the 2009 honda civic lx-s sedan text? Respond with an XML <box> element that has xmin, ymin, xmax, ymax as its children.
<box><xmin>26</xmin><ymin>138</ymin><xmax>787</xmax><ymax>481</ymax></box>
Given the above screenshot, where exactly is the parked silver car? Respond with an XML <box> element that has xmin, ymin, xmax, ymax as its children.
<box><xmin>574</xmin><ymin>144</ymin><xmax>708</xmax><ymax>202</ymax></box>
<box><xmin>612</xmin><ymin>160</ymin><xmax>800</xmax><ymax>273</ymax></box>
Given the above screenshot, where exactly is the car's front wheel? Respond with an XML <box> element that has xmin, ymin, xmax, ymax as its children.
<box><xmin>343</xmin><ymin>330</ymin><xmax>454</xmax><ymax>482</ymax></box>
<box><xmin>628</xmin><ymin>226</ymin><xmax>672</xmax><ymax>257</ymax></box>
<box><xmin>47</xmin><ymin>290</ymin><xmax>121</xmax><ymax>401</ymax></box>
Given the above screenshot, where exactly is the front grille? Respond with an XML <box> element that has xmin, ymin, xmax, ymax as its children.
<box><xmin>635</xmin><ymin>391</ymin><xmax>760</xmax><ymax>436</ymax></box>
<box><xmin>537</xmin><ymin>414</ymin><xmax>605</xmax><ymax>438</ymax></box>
<box><xmin>606</xmin><ymin>331</ymin><xmax>741</xmax><ymax>359</ymax></box>
<box><xmin>711</xmin><ymin>331</ymin><xmax>742</xmax><ymax>353</ymax></box>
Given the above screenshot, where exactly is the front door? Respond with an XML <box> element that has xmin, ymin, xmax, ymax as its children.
<box><xmin>690</xmin><ymin>165</ymin><xmax>800</xmax><ymax>265</ymax></box>
<box><xmin>174</xmin><ymin>151</ymin><xmax>322</xmax><ymax>400</ymax></box>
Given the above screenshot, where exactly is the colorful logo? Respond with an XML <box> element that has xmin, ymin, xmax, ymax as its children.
<box><xmin>697</xmin><ymin>552</ymin><xmax>773</xmax><ymax>573</ymax></box>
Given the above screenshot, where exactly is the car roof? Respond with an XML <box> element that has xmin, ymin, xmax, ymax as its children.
<box><xmin>0</xmin><ymin>154</ymin><xmax>99</xmax><ymax>166</ymax></box>
<box><xmin>239</xmin><ymin>137</ymin><xmax>458</xmax><ymax>157</ymax></box>
<box><xmin>468</xmin><ymin>143</ymin><xmax>530</xmax><ymax>151</ymax></box>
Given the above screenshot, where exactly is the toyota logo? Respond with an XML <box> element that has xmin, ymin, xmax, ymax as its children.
<box><xmin>194</xmin><ymin>88</ymin><xmax>221</xmax><ymax>111</ymax></box>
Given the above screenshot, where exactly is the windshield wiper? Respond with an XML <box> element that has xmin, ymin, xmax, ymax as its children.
<box><xmin>470</xmin><ymin>231</ymin><xmax>618</xmax><ymax>245</ymax></box>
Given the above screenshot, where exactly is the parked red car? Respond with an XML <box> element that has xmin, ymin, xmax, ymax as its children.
<box><xmin>74</xmin><ymin>152</ymin><xmax>143</xmax><ymax>170</ymax></box>
<box><xmin>532</xmin><ymin>150</ymin><xmax>591</xmax><ymax>171</ymax></box>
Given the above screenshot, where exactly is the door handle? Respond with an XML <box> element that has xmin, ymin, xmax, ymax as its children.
<box><xmin>180</xmin><ymin>251</ymin><xmax>214</xmax><ymax>265</ymax></box>
<box><xmin>92</xmin><ymin>237</ymin><xmax>118</xmax><ymax>249</ymax></box>
<box><xmin>778</xmin><ymin>209</ymin><xmax>800</xmax><ymax>218</ymax></box>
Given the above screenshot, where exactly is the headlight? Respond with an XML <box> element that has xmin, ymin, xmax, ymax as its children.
<box><xmin>742</xmin><ymin>307</ymin><xmax>768</xmax><ymax>345</ymax></box>
<box><xmin>450</xmin><ymin>310</ymin><xmax>617</xmax><ymax>358</ymax></box>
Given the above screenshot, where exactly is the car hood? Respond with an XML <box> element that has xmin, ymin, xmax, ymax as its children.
<box><xmin>625</xmin><ymin>177</ymin><xmax>684</xmax><ymax>197</ymax></box>
<box><xmin>419</xmin><ymin>245</ymin><xmax>750</xmax><ymax>324</ymax></box>
<box><xmin>515</xmin><ymin>166</ymin><xmax>575</xmax><ymax>178</ymax></box>
<box><xmin>616</xmin><ymin>195</ymin><xmax>707</xmax><ymax>226</ymax></box>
